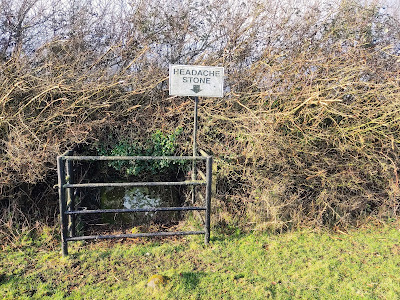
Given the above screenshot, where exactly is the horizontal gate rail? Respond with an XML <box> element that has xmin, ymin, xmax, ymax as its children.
<box><xmin>63</xmin><ymin>180</ymin><xmax>206</xmax><ymax>188</ymax></box>
<box><xmin>66</xmin><ymin>231</ymin><xmax>205</xmax><ymax>242</ymax></box>
<box><xmin>65</xmin><ymin>206</ymin><xmax>206</xmax><ymax>215</ymax></box>
<box><xmin>63</xmin><ymin>155</ymin><xmax>206</xmax><ymax>161</ymax></box>
<box><xmin>57</xmin><ymin>150</ymin><xmax>212</xmax><ymax>256</ymax></box>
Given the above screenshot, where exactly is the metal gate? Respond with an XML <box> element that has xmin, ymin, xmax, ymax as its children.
<box><xmin>57</xmin><ymin>150</ymin><xmax>212</xmax><ymax>256</ymax></box>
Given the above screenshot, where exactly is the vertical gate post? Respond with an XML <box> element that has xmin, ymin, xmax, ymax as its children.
<box><xmin>66</xmin><ymin>157</ymin><xmax>75</xmax><ymax>237</ymax></box>
<box><xmin>57</xmin><ymin>156</ymin><xmax>68</xmax><ymax>256</ymax></box>
<box><xmin>205</xmin><ymin>155</ymin><xmax>212</xmax><ymax>244</ymax></box>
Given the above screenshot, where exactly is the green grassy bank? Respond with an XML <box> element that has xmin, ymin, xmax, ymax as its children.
<box><xmin>1</xmin><ymin>222</ymin><xmax>400</xmax><ymax>299</ymax></box>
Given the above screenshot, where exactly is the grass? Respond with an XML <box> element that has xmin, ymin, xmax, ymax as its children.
<box><xmin>1</xmin><ymin>221</ymin><xmax>400</xmax><ymax>299</ymax></box>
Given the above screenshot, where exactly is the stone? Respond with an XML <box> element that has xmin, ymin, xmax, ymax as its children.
<box><xmin>147</xmin><ymin>274</ymin><xmax>168</xmax><ymax>289</ymax></box>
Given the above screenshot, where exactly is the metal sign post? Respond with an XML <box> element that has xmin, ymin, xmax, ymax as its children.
<box><xmin>169</xmin><ymin>64</ymin><xmax>224</xmax><ymax>243</ymax></box>
<box><xmin>192</xmin><ymin>96</ymin><xmax>199</xmax><ymax>204</ymax></box>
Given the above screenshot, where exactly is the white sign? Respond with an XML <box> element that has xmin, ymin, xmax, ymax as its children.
<box><xmin>169</xmin><ymin>64</ymin><xmax>224</xmax><ymax>98</ymax></box>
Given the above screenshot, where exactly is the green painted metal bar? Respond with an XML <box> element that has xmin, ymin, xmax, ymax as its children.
<box><xmin>64</xmin><ymin>180</ymin><xmax>206</xmax><ymax>189</ymax></box>
<box><xmin>62</xmin><ymin>155</ymin><xmax>206</xmax><ymax>161</ymax></box>
<box><xmin>64</xmin><ymin>206</ymin><xmax>206</xmax><ymax>215</ymax></box>
<box><xmin>199</xmin><ymin>149</ymin><xmax>210</xmax><ymax>157</ymax></box>
<box><xmin>205</xmin><ymin>156</ymin><xmax>213</xmax><ymax>244</ymax></box>
<box><xmin>198</xmin><ymin>170</ymin><xmax>206</xmax><ymax>181</ymax></box>
<box><xmin>57</xmin><ymin>156</ymin><xmax>68</xmax><ymax>256</ymax></box>
<box><xmin>66</xmin><ymin>231</ymin><xmax>205</xmax><ymax>241</ymax></box>
<box><xmin>65</xmin><ymin>151</ymin><xmax>75</xmax><ymax>237</ymax></box>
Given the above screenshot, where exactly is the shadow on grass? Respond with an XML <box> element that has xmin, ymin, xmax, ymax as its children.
<box><xmin>210</xmin><ymin>233</ymin><xmax>245</xmax><ymax>243</ymax></box>
<box><xmin>0</xmin><ymin>273</ymin><xmax>7</xmax><ymax>285</ymax></box>
<box><xmin>179</xmin><ymin>272</ymin><xmax>206</xmax><ymax>290</ymax></box>
<box><xmin>0</xmin><ymin>272</ymin><xmax>25</xmax><ymax>286</ymax></box>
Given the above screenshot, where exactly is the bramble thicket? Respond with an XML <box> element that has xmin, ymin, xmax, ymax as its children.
<box><xmin>1</xmin><ymin>0</ymin><xmax>399</xmax><ymax>241</ymax></box>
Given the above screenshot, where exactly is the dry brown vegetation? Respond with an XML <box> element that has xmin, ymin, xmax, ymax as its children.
<box><xmin>1</xmin><ymin>0</ymin><xmax>399</xmax><ymax>239</ymax></box>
